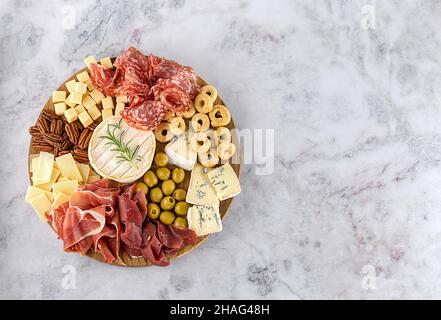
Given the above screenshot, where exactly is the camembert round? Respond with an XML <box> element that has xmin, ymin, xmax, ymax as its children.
<box><xmin>88</xmin><ymin>116</ymin><xmax>156</xmax><ymax>183</ymax></box>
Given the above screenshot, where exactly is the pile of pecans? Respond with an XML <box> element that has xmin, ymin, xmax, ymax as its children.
<box><xmin>29</xmin><ymin>110</ymin><xmax>96</xmax><ymax>163</ymax></box>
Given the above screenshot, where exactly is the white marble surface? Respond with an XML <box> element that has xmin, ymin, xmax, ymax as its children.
<box><xmin>1</xmin><ymin>0</ymin><xmax>441</xmax><ymax>299</ymax></box>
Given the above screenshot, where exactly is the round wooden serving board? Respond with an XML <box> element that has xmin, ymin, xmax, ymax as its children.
<box><xmin>28</xmin><ymin>61</ymin><xmax>242</xmax><ymax>267</ymax></box>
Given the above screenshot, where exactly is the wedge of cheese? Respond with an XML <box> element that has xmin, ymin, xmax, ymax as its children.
<box><xmin>165</xmin><ymin>133</ymin><xmax>197</xmax><ymax>171</ymax></box>
<box><xmin>187</xmin><ymin>205</ymin><xmax>222</xmax><ymax>236</ymax></box>
<box><xmin>29</xmin><ymin>193</ymin><xmax>52</xmax><ymax>222</ymax></box>
<box><xmin>207</xmin><ymin>163</ymin><xmax>241</xmax><ymax>201</ymax></box>
<box><xmin>88</xmin><ymin>116</ymin><xmax>156</xmax><ymax>183</ymax></box>
<box><xmin>52</xmin><ymin>180</ymin><xmax>79</xmax><ymax>197</ymax></box>
<box><xmin>55</xmin><ymin>153</ymin><xmax>83</xmax><ymax>181</ymax></box>
<box><xmin>25</xmin><ymin>186</ymin><xmax>54</xmax><ymax>202</ymax></box>
<box><xmin>186</xmin><ymin>164</ymin><xmax>219</xmax><ymax>206</ymax></box>
<box><xmin>33</xmin><ymin>152</ymin><xmax>54</xmax><ymax>185</ymax></box>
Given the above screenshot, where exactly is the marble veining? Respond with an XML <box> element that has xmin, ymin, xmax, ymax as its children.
<box><xmin>1</xmin><ymin>0</ymin><xmax>441</xmax><ymax>299</ymax></box>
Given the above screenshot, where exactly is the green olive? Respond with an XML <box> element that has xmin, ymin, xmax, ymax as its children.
<box><xmin>161</xmin><ymin>179</ymin><xmax>176</xmax><ymax>196</ymax></box>
<box><xmin>147</xmin><ymin>203</ymin><xmax>161</xmax><ymax>220</ymax></box>
<box><xmin>149</xmin><ymin>187</ymin><xmax>163</xmax><ymax>203</ymax></box>
<box><xmin>160</xmin><ymin>196</ymin><xmax>176</xmax><ymax>211</ymax></box>
<box><xmin>154</xmin><ymin>152</ymin><xmax>168</xmax><ymax>167</ymax></box>
<box><xmin>135</xmin><ymin>182</ymin><xmax>149</xmax><ymax>195</ymax></box>
<box><xmin>160</xmin><ymin>211</ymin><xmax>176</xmax><ymax>225</ymax></box>
<box><xmin>156</xmin><ymin>167</ymin><xmax>171</xmax><ymax>180</ymax></box>
<box><xmin>174</xmin><ymin>201</ymin><xmax>190</xmax><ymax>216</ymax></box>
<box><xmin>143</xmin><ymin>170</ymin><xmax>158</xmax><ymax>188</ymax></box>
<box><xmin>174</xmin><ymin>217</ymin><xmax>188</xmax><ymax>228</ymax></box>
<box><xmin>172</xmin><ymin>167</ymin><xmax>185</xmax><ymax>184</ymax></box>
<box><xmin>173</xmin><ymin>188</ymin><xmax>187</xmax><ymax>201</ymax></box>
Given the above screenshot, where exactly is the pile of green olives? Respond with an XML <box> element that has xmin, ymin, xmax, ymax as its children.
<box><xmin>141</xmin><ymin>152</ymin><xmax>190</xmax><ymax>228</ymax></box>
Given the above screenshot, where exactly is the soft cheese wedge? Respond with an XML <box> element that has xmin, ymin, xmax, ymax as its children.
<box><xmin>164</xmin><ymin>132</ymin><xmax>197</xmax><ymax>171</ymax></box>
<box><xmin>186</xmin><ymin>164</ymin><xmax>219</xmax><ymax>206</ymax></box>
<box><xmin>88</xmin><ymin>115</ymin><xmax>156</xmax><ymax>183</ymax></box>
<box><xmin>187</xmin><ymin>205</ymin><xmax>222</xmax><ymax>236</ymax></box>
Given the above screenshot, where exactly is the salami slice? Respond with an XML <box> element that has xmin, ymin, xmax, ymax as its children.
<box><xmin>159</xmin><ymin>87</ymin><xmax>192</xmax><ymax>113</ymax></box>
<box><xmin>121</xmin><ymin>100</ymin><xmax>167</xmax><ymax>131</ymax></box>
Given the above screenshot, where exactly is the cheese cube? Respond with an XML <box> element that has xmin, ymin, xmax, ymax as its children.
<box><xmin>87</xmin><ymin>105</ymin><xmax>101</xmax><ymax>121</ymax></box>
<box><xmin>65</xmin><ymin>79</ymin><xmax>77</xmax><ymax>93</ymax></box>
<box><xmin>82</xmin><ymin>95</ymin><xmax>96</xmax><ymax>110</ymax></box>
<box><xmin>187</xmin><ymin>205</ymin><xmax>222</xmax><ymax>236</ymax></box>
<box><xmin>25</xmin><ymin>186</ymin><xmax>54</xmax><ymax>203</ymax></box>
<box><xmin>64</xmin><ymin>108</ymin><xmax>78</xmax><ymax>123</ymax></box>
<box><xmin>33</xmin><ymin>152</ymin><xmax>54</xmax><ymax>185</ymax></box>
<box><xmin>52</xmin><ymin>192</ymin><xmax>70</xmax><ymax>208</ymax></box>
<box><xmin>74</xmin><ymin>82</ymin><xmax>87</xmax><ymax>94</ymax></box>
<box><xmin>186</xmin><ymin>164</ymin><xmax>219</xmax><ymax>205</ymax></box>
<box><xmin>78</xmin><ymin>111</ymin><xmax>93</xmax><ymax>127</ymax></box>
<box><xmin>101</xmin><ymin>96</ymin><xmax>114</xmax><ymax>109</ymax></box>
<box><xmin>115</xmin><ymin>102</ymin><xmax>125</xmax><ymax>116</ymax></box>
<box><xmin>52</xmin><ymin>180</ymin><xmax>79</xmax><ymax>197</ymax></box>
<box><xmin>100</xmin><ymin>57</ymin><xmax>113</xmax><ymax>69</ymax></box>
<box><xmin>76</xmin><ymin>71</ymin><xmax>91</xmax><ymax>83</ymax></box>
<box><xmin>87</xmin><ymin>175</ymin><xmax>101</xmax><ymax>183</ymax></box>
<box><xmin>84</xmin><ymin>55</ymin><xmax>97</xmax><ymax>69</ymax></box>
<box><xmin>65</xmin><ymin>94</ymin><xmax>77</xmax><ymax>108</ymax></box>
<box><xmin>77</xmin><ymin>163</ymin><xmax>90</xmax><ymax>182</ymax></box>
<box><xmin>90</xmin><ymin>89</ymin><xmax>105</xmax><ymax>104</ymax></box>
<box><xmin>116</xmin><ymin>95</ymin><xmax>128</xmax><ymax>103</ymax></box>
<box><xmin>207</xmin><ymin>163</ymin><xmax>241</xmax><ymax>201</ymax></box>
<box><xmin>29</xmin><ymin>193</ymin><xmax>52</xmax><ymax>222</ymax></box>
<box><xmin>55</xmin><ymin>153</ymin><xmax>83</xmax><ymax>181</ymax></box>
<box><xmin>86</xmin><ymin>80</ymin><xmax>94</xmax><ymax>91</ymax></box>
<box><xmin>54</xmin><ymin>102</ymin><xmax>67</xmax><ymax>115</ymax></box>
<box><xmin>52</xmin><ymin>91</ymin><xmax>66</xmax><ymax>103</ymax></box>
<box><xmin>102</xmin><ymin>108</ymin><xmax>113</xmax><ymax>120</ymax></box>
<box><xmin>70</xmin><ymin>92</ymin><xmax>83</xmax><ymax>105</ymax></box>
<box><xmin>74</xmin><ymin>105</ymin><xmax>86</xmax><ymax>115</ymax></box>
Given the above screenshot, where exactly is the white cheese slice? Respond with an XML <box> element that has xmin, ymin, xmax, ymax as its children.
<box><xmin>186</xmin><ymin>164</ymin><xmax>219</xmax><ymax>206</ymax></box>
<box><xmin>33</xmin><ymin>152</ymin><xmax>54</xmax><ymax>185</ymax></box>
<box><xmin>187</xmin><ymin>205</ymin><xmax>222</xmax><ymax>236</ymax></box>
<box><xmin>165</xmin><ymin>133</ymin><xmax>197</xmax><ymax>171</ymax></box>
<box><xmin>88</xmin><ymin>116</ymin><xmax>156</xmax><ymax>183</ymax></box>
<box><xmin>207</xmin><ymin>163</ymin><xmax>241</xmax><ymax>201</ymax></box>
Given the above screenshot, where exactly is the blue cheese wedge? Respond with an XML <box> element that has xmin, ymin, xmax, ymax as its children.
<box><xmin>207</xmin><ymin>163</ymin><xmax>241</xmax><ymax>201</ymax></box>
<box><xmin>187</xmin><ymin>205</ymin><xmax>222</xmax><ymax>236</ymax></box>
<box><xmin>164</xmin><ymin>132</ymin><xmax>197</xmax><ymax>171</ymax></box>
<box><xmin>88</xmin><ymin>116</ymin><xmax>155</xmax><ymax>183</ymax></box>
<box><xmin>186</xmin><ymin>164</ymin><xmax>219</xmax><ymax>206</ymax></box>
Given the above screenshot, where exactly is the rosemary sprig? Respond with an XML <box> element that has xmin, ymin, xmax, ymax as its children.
<box><xmin>99</xmin><ymin>119</ymin><xmax>142</xmax><ymax>167</ymax></box>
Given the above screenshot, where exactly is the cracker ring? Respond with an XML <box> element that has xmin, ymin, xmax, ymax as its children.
<box><xmin>191</xmin><ymin>113</ymin><xmax>210</xmax><ymax>132</ymax></box>
<box><xmin>169</xmin><ymin>116</ymin><xmax>186</xmax><ymax>135</ymax></box>
<box><xmin>214</xmin><ymin>127</ymin><xmax>231</xmax><ymax>145</ymax></box>
<box><xmin>198</xmin><ymin>148</ymin><xmax>219</xmax><ymax>168</ymax></box>
<box><xmin>154</xmin><ymin>122</ymin><xmax>173</xmax><ymax>143</ymax></box>
<box><xmin>217</xmin><ymin>142</ymin><xmax>236</xmax><ymax>160</ymax></box>
<box><xmin>190</xmin><ymin>132</ymin><xmax>211</xmax><ymax>153</ymax></box>
<box><xmin>194</xmin><ymin>93</ymin><xmax>214</xmax><ymax>113</ymax></box>
<box><xmin>200</xmin><ymin>85</ymin><xmax>218</xmax><ymax>104</ymax></box>
<box><xmin>209</xmin><ymin>105</ymin><xmax>231</xmax><ymax>127</ymax></box>
<box><xmin>182</xmin><ymin>104</ymin><xmax>196</xmax><ymax>118</ymax></box>
<box><xmin>163</xmin><ymin>111</ymin><xmax>176</xmax><ymax>122</ymax></box>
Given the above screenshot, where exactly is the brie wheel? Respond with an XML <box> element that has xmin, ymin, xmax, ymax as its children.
<box><xmin>88</xmin><ymin>116</ymin><xmax>156</xmax><ymax>183</ymax></box>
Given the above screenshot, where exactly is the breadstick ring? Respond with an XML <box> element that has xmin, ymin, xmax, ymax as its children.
<box><xmin>190</xmin><ymin>132</ymin><xmax>211</xmax><ymax>153</ymax></box>
<box><xmin>163</xmin><ymin>111</ymin><xmax>176</xmax><ymax>122</ymax></box>
<box><xmin>182</xmin><ymin>104</ymin><xmax>196</xmax><ymax>118</ymax></box>
<box><xmin>217</xmin><ymin>142</ymin><xmax>236</xmax><ymax>160</ymax></box>
<box><xmin>169</xmin><ymin>116</ymin><xmax>186</xmax><ymax>135</ymax></box>
<box><xmin>214</xmin><ymin>127</ymin><xmax>231</xmax><ymax>145</ymax></box>
<box><xmin>200</xmin><ymin>85</ymin><xmax>218</xmax><ymax>104</ymax></box>
<box><xmin>198</xmin><ymin>148</ymin><xmax>219</xmax><ymax>168</ymax></box>
<box><xmin>209</xmin><ymin>105</ymin><xmax>231</xmax><ymax>127</ymax></box>
<box><xmin>191</xmin><ymin>113</ymin><xmax>210</xmax><ymax>132</ymax></box>
<box><xmin>194</xmin><ymin>93</ymin><xmax>213</xmax><ymax>113</ymax></box>
<box><xmin>154</xmin><ymin>122</ymin><xmax>173</xmax><ymax>143</ymax></box>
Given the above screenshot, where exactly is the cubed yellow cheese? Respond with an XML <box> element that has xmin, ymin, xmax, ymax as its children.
<box><xmin>70</xmin><ymin>92</ymin><xmax>83</xmax><ymax>105</ymax></box>
<box><xmin>90</xmin><ymin>89</ymin><xmax>105</xmax><ymax>104</ymax></box>
<box><xmin>25</xmin><ymin>186</ymin><xmax>54</xmax><ymax>203</ymax></box>
<box><xmin>87</xmin><ymin>175</ymin><xmax>101</xmax><ymax>183</ymax></box>
<box><xmin>55</xmin><ymin>153</ymin><xmax>83</xmax><ymax>181</ymax></box>
<box><xmin>52</xmin><ymin>192</ymin><xmax>70</xmax><ymax>208</ymax></box>
<box><xmin>116</xmin><ymin>95</ymin><xmax>128</xmax><ymax>103</ymax></box>
<box><xmin>33</xmin><ymin>151</ymin><xmax>54</xmax><ymax>185</ymax></box>
<box><xmin>84</xmin><ymin>55</ymin><xmax>97</xmax><ymax>69</ymax></box>
<box><xmin>77</xmin><ymin>163</ymin><xmax>90</xmax><ymax>182</ymax></box>
<box><xmin>101</xmin><ymin>96</ymin><xmax>114</xmax><ymax>109</ymax></box>
<box><xmin>76</xmin><ymin>71</ymin><xmax>90</xmax><ymax>83</ymax></box>
<box><xmin>78</xmin><ymin>111</ymin><xmax>93</xmax><ymax>127</ymax></box>
<box><xmin>52</xmin><ymin>91</ymin><xmax>66</xmax><ymax>103</ymax></box>
<box><xmin>64</xmin><ymin>108</ymin><xmax>78</xmax><ymax>123</ymax></box>
<box><xmin>82</xmin><ymin>95</ymin><xmax>96</xmax><ymax>110</ymax></box>
<box><xmin>102</xmin><ymin>108</ymin><xmax>113</xmax><ymax>120</ymax></box>
<box><xmin>86</xmin><ymin>80</ymin><xmax>94</xmax><ymax>91</ymax></box>
<box><xmin>100</xmin><ymin>57</ymin><xmax>113</xmax><ymax>69</ymax></box>
<box><xmin>54</xmin><ymin>102</ymin><xmax>67</xmax><ymax>115</ymax></box>
<box><xmin>115</xmin><ymin>102</ymin><xmax>125</xmax><ymax>116</ymax></box>
<box><xmin>74</xmin><ymin>82</ymin><xmax>87</xmax><ymax>94</ymax></box>
<box><xmin>65</xmin><ymin>94</ymin><xmax>77</xmax><ymax>108</ymax></box>
<box><xmin>74</xmin><ymin>105</ymin><xmax>86</xmax><ymax>115</ymax></box>
<box><xmin>65</xmin><ymin>80</ymin><xmax>77</xmax><ymax>93</ymax></box>
<box><xmin>87</xmin><ymin>105</ymin><xmax>101</xmax><ymax>121</ymax></box>
<box><xmin>52</xmin><ymin>180</ymin><xmax>79</xmax><ymax>197</ymax></box>
<box><xmin>29</xmin><ymin>193</ymin><xmax>52</xmax><ymax>222</ymax></box>
<box><xmin>34</xmin><ymin>167</ymin><xmax>60</xmax><ymax>191</ymax></box>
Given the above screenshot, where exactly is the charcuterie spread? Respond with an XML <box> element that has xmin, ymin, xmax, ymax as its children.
<box><xmin>26</xmin><ymin>47</ymin><xmax>241</xmax><ymax>267</ymax></box>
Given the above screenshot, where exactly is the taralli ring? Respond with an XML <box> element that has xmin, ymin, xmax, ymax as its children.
<box><xmin>198</xmin><ymin>148</ymin><xmax>219</xmax><ymax>168</ymax></box>
<box><xmin>191</xmin><ymin>113</ymin><xmax>210</xmax><ymax>132</ymax></box>
<box><xmin>194</xmin><ymin>93</ymin><xmax>214</xmax><ymax>113</ymax></box>
<box><xmin>182</xmin><ymin>104</ymin><xmax>196</xmax><ymax>118</ymax></box>
<box><xmin>190</xmin><ymin>132</ymin><xmax>211</xmax><ymax>153</ymax></box>
<box><xmin>209</xmin><ymin>105</ymin><xmax>231</xmax><ymax>127</ymax></box>
<box><xmin>200</xmin><ymin>85</ymin><xmax>218</xmax><ymax>104</ymax></box>
<box><xmin>214</xmin><ymin>127</ymin><xmax>231</xmax><ymax>145</ymax></box>
<box><xmin>163</xmin><ymin>111</ymin><xmax>176</xmax><ymax>122</ymax></box>
<box><xmin>169</xmin><ymin>116</ymin><xmax>186</xmax><ymax>135</ymax></box>
<box><xmin>217</xmin><ymin>142</ymin><xmax>236</xmax><ymax>160</ymax></box>
<box><xmin>154</xmin><ymin>122</ymin><xmax>173</xmax><ymax>143</ymax></box>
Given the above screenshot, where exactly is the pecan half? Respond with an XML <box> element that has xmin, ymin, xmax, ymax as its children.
<box><xmin>32</xmin><ymin>141</ymin><xmax>54</xmax><ymax>152</ymax></box>
<box><xmin>65</xmin><ymin>123</ymin><xmax>79</xmax><ymax>144</ymax></box>
<box><xmin>40</xmin><ymin>110</ymin><xmax>58</xmax><ymax>122</ymax></box>
<box><xmin>50</xmin><ymin>119</ymin><xmax>57</xmax><ymax>133</ymax></box>
<box><xmin>55</xmin><ymin>120</ymin><xmax>64</xmax><ymax>136</ymax></box>
<box><xmin>58</xmin><ymin>150</ymin><xmax>71</xmax><ymax>156</ymax></box>
<box><xmin>78</xmin><ymin>129</ymin><xmax>92</xmax><ymax>150</ymax></box>
<box><xmin>36</xmin><ymin>117</ymin><xmax>50</xmax><ymax>134</ymax></box>
<box><xmin>43</xmin><ymin>133</ymin><xmax>63</xmax><ymax>146</ymax></box>
<box><xmin>28</xmin><ymin>126</ymin><xmax>41</xmax><ymax>136</ymax></box>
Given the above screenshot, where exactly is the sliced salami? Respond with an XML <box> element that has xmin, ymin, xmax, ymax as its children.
<box><xmin>121</xmin><ymin>100</ymin><xmax>167</xmax><ymax>131</ymax></box>
<box><xmin>159</xmin><ymin>87</ymin><xmax>192</xmax><ymax>113</ymax></box>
